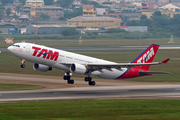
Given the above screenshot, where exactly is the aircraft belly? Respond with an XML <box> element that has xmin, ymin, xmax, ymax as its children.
<box><xmin>95</xmin><ymin>68</ymin><xmax>128</xmax><ymax>79</ymax></box>
<box><xmin>51</xmin><ymin>63</ymin><xmax>70</xmax><ymax>71</ymax></box>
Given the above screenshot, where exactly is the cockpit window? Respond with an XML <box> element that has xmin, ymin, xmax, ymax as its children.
<box><xmin>12</xmin><ymin>44</ymin><xmax>20</xmax><ymax>48</ymax></box>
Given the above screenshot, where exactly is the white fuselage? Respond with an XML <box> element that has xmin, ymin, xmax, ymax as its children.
<box><xmin>8</xmin><ymin>43</ymin><xmax>128</xmax><ymax>79</ymax></box>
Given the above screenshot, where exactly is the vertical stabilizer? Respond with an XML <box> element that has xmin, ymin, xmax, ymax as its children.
<box><xmin>131</xmin><ymin>44</ymin><xmax>159</xmax><ymax>70</ymax></box>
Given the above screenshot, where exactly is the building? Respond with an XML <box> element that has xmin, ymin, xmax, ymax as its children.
<box><xmin>170</xmin><ymin>0</ymin><xmax>180</xmax><ymax>3</ymax></box>
<box><xmin>26</xmin><ymin>0</ymin><xmax>44</xmax><ymax>8</ymax></box>
<box><xmin>142</xmin><ymin>11</ymin><xmax>180</xmax><ymax>18</ymax></box>
<box><xmin>96</xmin><ymin>8</ymin><xmax>109</xmax><ymax>16</ymax></box>
<box><xmin>148</xmin><ymin>3</ymin><xmax>159</xmax><ymax>9</ymax></box>
<box><xmin>108</xmin><ymin>9</ymin><xmax>121</xmax><ymax>18</ymax></box>
<box><xmin>101</xmin><ymin>1</ymin><xmax>120</xmax><ymax>9</ymax></box>
<box><xmin>133</xmin><ymin>2</ymin><xmax>148</xmax><ymax>12</ymax></box>
<box><xmin>144</xmin><ymin>0</ymin><xmax>156</xmax><ymax>4</ymax></box>
<box><xmin>159</xmin><ymin>3</ymin><xmax>180</xmax><ymax>12</ymax></box>
<box><xmin>35</xmin><ymin>6</ymin><xmax>64</xmax><ymax>19</ymax></box>
<box><xmin>72</xmin><ymin>0</ymin><xmax>82</xmax><ymax>9</ymax></box>
<box><xmin>83</xmin><ymin>5</ymin><xmax>96</xmax><ymax>17</ymax></box>
<box><xmin>26</xmin><ymin>24</ymin><xmax>75</xmax><ymax>34</ymax></box>
<box><xmin>120</xmin><ymin>26</ymin><xmax>148</xmax><ymax>32</ymax></box>
<box><xmin>23</xmin><ymin>4</ymin><xmax>34</xmax><ymax>16</ymax></box>
<box><xmin>90</xmin><ymin>0</ymin><xmax>122</xmax><ymax>4</ymax></box>
<box><xmin>67</xmin><ymin>16</ymin><xmax>121</xmax><ymax>28</ymax></box>
<box><xmin>0</xmin><ymin>23</ymin><xmax>16</xmax><ymax>34</ymax></box>
<box><xmin>3</xmin><ymin>6</ymin><xmax>16</xmax><ymax>14</ymax></box>
<box><xmin>158</xmin><ymin>0</ymin><xmax>170</xmax><ymax>4</ymax></box>
<box><xmin>30</xmin><ymin>9</ymin><xmax>36</xmax><ymax>18</ymax></box>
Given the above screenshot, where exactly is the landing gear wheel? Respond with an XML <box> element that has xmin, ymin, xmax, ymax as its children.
<box><xmin>67</xmin><ymin>80</ymin><xmax>74</xmax><ymax>84</ymax></box>
<box><xmin>21</xmin><ymin>59</ymin><xmax>25</xmax><ymax>68</ymax></box>
<box><xmin>89</xmin><ymin>81</ymin><xmax>95</xmax><ymax>86</ymax></box>
<box><xmin>20</xmin><ymin>64</ymin><xmax>25</xmax><ymax>68</ymax></box>
<box><xmin>63</xmin><ymin>76</ymin><xmax>67</xmax><ymax>80</ymax></box>
<box><xmin>84</xmin><ymin>77</ymin><xmax>92</xmax><ymax>82</ymax></box>
<box><xmin>63</xmin><ymin>76</ymin><xmax>71</xmax><ymax>80</ymax></box>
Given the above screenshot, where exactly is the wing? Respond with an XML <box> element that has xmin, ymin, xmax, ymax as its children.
<box><xmin>86</xmin><ymin>58</ymin><xmax>170</xmax><ymax>71</ymax></box>
<box><xmin>60</xmin><ymin>58</ymin><xmax>170</xmax><ymax>71</ymax></box>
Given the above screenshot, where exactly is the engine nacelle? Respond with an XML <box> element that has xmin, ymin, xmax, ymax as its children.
<box><xmin>70</xmin><ymin>63</ymin><xmax>87</xmax><ymax>74</ymax></box>
<box><xmin>33</xmin><ymin>63</ymin><xmax>52</xmax><ymax>72</ymax></box>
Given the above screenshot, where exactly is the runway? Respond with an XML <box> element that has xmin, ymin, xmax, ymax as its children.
<box><xmin>0</xmin><ymin>73</ymin><xmax>180</xmax><ymax>102</ymax></box>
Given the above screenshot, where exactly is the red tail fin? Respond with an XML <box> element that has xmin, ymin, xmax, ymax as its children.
<box><xmin>131</xmin><ymin>44</ymin><xmax>159</xmax><ymax>70</ymax></box>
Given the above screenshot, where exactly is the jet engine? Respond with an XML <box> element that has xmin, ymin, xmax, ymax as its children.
<box><xmin>33</xmin><ymin>63</ymin><xmax>52</xmax><ymax>72</ymax></box>
<box><xmin>70</xmin><ymin>63</ymin><xmax>88</xmax><ymax>74</ymax></box>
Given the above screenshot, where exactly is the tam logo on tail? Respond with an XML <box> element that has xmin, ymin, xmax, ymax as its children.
<box><xmin>137</xmin><ymin>47</ymin><xmax>154</xmax><ymax>63</ymax></box>
<box><xmin>131</xmin><ymin>44</ymin><xmax>159</xmax><ymax>70</ymax></box>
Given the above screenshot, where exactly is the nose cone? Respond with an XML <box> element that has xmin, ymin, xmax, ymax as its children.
<box><xmin>7</xmin><ymin>46</ymin><xmax>12</xmax><ymax>52</ymax></box>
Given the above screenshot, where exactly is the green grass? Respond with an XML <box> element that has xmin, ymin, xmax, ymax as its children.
<box><xmin>1</xmin><ymin>100</ymin><xmax>180</xmax><ymax>120</ymax></box>
<box><xmin>0</xmin><ymin>83</ymin><xmax>44</xmax><ymax>91</ymax></box>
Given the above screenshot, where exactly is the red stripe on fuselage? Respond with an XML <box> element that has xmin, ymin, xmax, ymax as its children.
<box><xmin>117</xmin><ymin>67</ymin><xmax>151</xmax><ymax>79</ymax></box>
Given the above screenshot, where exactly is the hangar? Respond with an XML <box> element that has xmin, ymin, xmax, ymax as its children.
<box><xmin>67</xmin><ymin>16</ymin><xmax>122</xmax><ymax>29</ymax></box>
<box><xmin>26</xmin><ymin>24</ymin><xmax>76</xmax><ymax>34</ymax></box>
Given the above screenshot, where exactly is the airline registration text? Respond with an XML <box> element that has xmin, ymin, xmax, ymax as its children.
<box><xmin>137</xmin><ymin>47</ymin><xmax>154</xmax><ymax>63</ymax></box>
<box><xmin>32</xmin><ymin>46</ymin><xmax>59</xmax><ymax>61</ymax></box>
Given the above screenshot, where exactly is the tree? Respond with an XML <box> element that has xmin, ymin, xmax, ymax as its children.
<box><xmin>39</xmin><ymin>13</ymin><xmax>50</xmax><ymax>20</ymax></box>
<box><xmin>19</xmin><ymin>0</ymin><xmax>26</xmax><ymax>5</ymax></box>
<box><xmin>6</xmin><ymin>8</ymin><xmax>11</xmax><ymax>17</ymax></box>
<box><xmin>152</xmin><ymin>11</ymin><xmax>162</xmax><ymax>17</ymax></box>
<box><xmin>13</xmin><ymin>14</ymin><xmax>18</xmax><ymax>19</ymax></box>
<box><xmin>81</xmin><ymin>0</ymin><xmax>106</xmax><ymax>8</ymax></box>
<box><xmin>1</xmin><ymin>0</ymin><xmax>14</xmax><ymax>5</ymax></box>
<box><xmin>44</xmin><ymin>0</ymin><xmax>53</xmax><ymax>5</ymax></box>
<box><xmin>107</xmin><ymin>28</ymin><xmax>127</xmax><ymax>33</ymax></box>
<box><xmin>140</xmin><ymin>14</ymin><xmax>147</xmax><ymax>20</ymax></box>
<box><xmin>16</xmin><ymin>5</ymin><xmax>22</xmax><ymax>14</ymax></box>
<box><xmin>63</xmin><ymin>7</ymin><xmax>82</xmax><ymax>19</ymax></box>
<box><xmin>57</xmin><ymin>0</ymin><xmax>73</xmax><ymax>8</ymax></box>
<box><xmin>61</xmin><ymin>28</ymin><xmax>79</xmax><ymax>36</ymax></box>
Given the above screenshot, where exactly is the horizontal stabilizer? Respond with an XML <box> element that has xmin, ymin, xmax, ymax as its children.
<box><xmin>161</xmin><ymin>58</ymin><xmax>170</xmax><ymax>63</ymax></box>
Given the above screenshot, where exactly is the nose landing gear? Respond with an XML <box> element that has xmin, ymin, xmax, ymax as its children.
<box><xmin>20</xmin><ymin>59</ymin><xmax>26</xmax><ymax>68</ymax></box>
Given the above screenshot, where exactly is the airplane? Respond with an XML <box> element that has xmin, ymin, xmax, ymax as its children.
<box><xmin>7</xmin><ymin>43</ymin><xmax>170</xmax><ymax>86</ymax></box>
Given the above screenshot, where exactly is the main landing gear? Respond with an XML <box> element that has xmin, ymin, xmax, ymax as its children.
<box><xmin>20</xmin><ymin>59</ymin><xmax>26</xmax><ymax>68</ymax></box>
<box><xmin>63</xmin><ymin>73</ymin><xmax>96</xmax><ymax>86</ymax></box>
<box><xmin>63</xmin><ymin>72</ymin><xmax>74</xmax><ymax>84</ymax></box>
<box><xmin>84</xmin><ymin>77</ymin><xmax>96</xmax><ymax>86</ymax></box>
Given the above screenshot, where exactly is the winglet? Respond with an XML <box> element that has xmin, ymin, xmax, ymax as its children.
<box><xmin>161</xmin><ymin>58</ymin><xmax>170</xmax><ymax>63</ymax></box>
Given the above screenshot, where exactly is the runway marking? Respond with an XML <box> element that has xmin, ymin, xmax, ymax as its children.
<box><xmin>69</xmin><ymin>85</ymin><xmax>78</xmax><ymax>88</ymax></box>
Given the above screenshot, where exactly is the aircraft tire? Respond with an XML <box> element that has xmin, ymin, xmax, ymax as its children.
<box><xmin>70</xmin><ymin>80</ymin><xmax>74</xmax><ymax>84</ymax></box>
<box><xmin>67</xmin><ymin>76</ymin><xmax>71</xmax><ymax>80</ymax></box>
<box><xmin>89</xmin><ymin>81</ymin><xmax>95</xmax><ymax>86</ymax></box>
<box><xmin>67</xmin><ymin>80</ymin><xmax>71</xmax><ymax>84</ymax></box>
<box><xmin>67</xmin><ymin>80</ymin><xmax>74</xmax><ymax>84</ymax></box>
<box><xmin>21</xmin><ymin>64</ymin><xmax>25</xmax><ymax>68</ymax></box>
<box><xmin>85</xmin><ymin>77</ymin><xmax>89</xmax><ymax>82</ymax></box>
<box><xmin>63</xmin><ymin>76</ymin><xmax>67</xmax><ymax>80</ymax></box>
<box><xmin>85</xmin><ymin>77</ymin><xmax>92</xmax><ymax>82</ymax></box>
<box><xmin>91</xmin><ymin>81</ymin><xmax>95</xmax><ymax>86</ymax></box>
